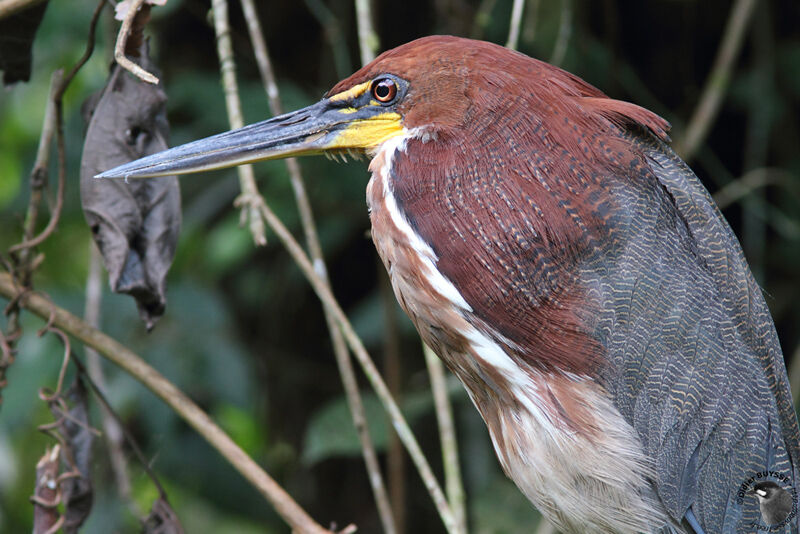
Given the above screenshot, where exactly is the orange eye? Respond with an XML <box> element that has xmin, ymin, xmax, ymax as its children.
<box><xmin>372</xmin><ymin>78</ymin><xmax>397</xmax><ymax>103</ymax></box>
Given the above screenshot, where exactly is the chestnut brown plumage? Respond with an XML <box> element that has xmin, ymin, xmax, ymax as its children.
<box><xmin>98</xmin><ymin>36</ymin><xmax>800</xmax><ymax>533</ymax></box>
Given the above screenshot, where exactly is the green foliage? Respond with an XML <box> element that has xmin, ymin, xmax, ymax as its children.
<box><xmin>470</xmin><ymin>476</ymin><xmax>543</xmax><ymax>534</ymax></box>
<box><xmin>205</xmin><ymin>213</ymin><xmax>257</xmax><ymax>276</ymax></box>
<box><xmin>302</xmin><ymin>387</ymin><xmax>446</xmax><ymax>465</ymax></box>
<box><xmin>216</xmin><ymin>402</ymin><xmax>267</xmax><ymax>457</ymax></box>
<box><xmin>0</xmin><ymin>129</ymin><xmax>22</xmax><ymax>210</ymax></box>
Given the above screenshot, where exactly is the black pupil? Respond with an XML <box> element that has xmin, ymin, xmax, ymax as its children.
<box><xmin>376</xmin><ymin>82</ymin><xmax>391</xmax><ymax>99</ymax></box>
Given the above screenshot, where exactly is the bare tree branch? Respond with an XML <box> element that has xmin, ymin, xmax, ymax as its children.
<box><xmin>113</xmin><ymin>0</ymin><xmax>159</xmax><ymax>84</ymax></box>
<box><xmin>251</xmin><ymin>199</ymin><xmax>458</xmax><ymax>534</ymax></box>
<box><xmin>83</xmin><ymin>243</ymin><xmax>134</xmax><ymax>504</ymax></box>
<box><xmin>379</xmin><ymin>267</ymin><xmax>406</xmax><ymax>534</ymax></box>
<box><xmin>0</xmin><ymin>0</ymin><xmax>46</xmax><ymax>19</ymax></box>
<box><xmin>8</xmin><ymin>70</ymin><xmax>67</xmax><ymax>255</ymax></box>
<box><xmin>423</xmin><ymin>344</ymin><xmax>466</xmax><ymax>534</ymax></box>
<box><xmin>211</xmin><ymin>0</ymin><xmax>267</xmax><ymax>245</ymax></box>
<box><xmin>674</xmin><ymin>0</ymin><xmax>758</xmax><ymax>161</ymax></box>
<box><xmin>346</xmin><ymin>5</ymin><xmax>460</xmax><ymax>531</ymax></box>
<box><xmin>505</xmin><ymin>0</ymin><xmax>525</xmax><ymax>50</ymax></box>
<box><xmin>549</xmin><ymin>0</ymin><xmax>572</xmax><ymax>66</ymax></box>
<box><xmin>521</xmin><ymin>0</ymin><xmax>540</xmax><ymax>44</ymax></box>
<box><xmin>238</xmin><ymin>2</ymin><xmax>396</xmax><ymax>531</ymax></box>
<box><xmin>0</xmin><ymin>272</ymin><xmax>334</xmax><ymax>534</ymax></box>
<box><xmin>9</xmin><ymin>0</ymin><xmax>105</xmax><ymax>256</ymax></box>
<box><xmin>302</xmin><ymin>0</ymin><xmax>351</xmax><ymax>79</ymax></box>
<box><xmin>2</xmin><ymin>0</ymin><xmax>105</xmax><ymax>407</ymax></box>
<box><xmin>711</xmin><ymin>168</ymin><xmax>796</xmax><ymax>210</ymax></box>
<box><xmin>354</xmin><ymin>0</ymin><xmax>378</xmax><ymax>64</ymax></box>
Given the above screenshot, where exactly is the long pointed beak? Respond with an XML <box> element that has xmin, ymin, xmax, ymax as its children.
<box><xmin>96</xmin><ymin>98</ymin><xmax>403</xmax><ymax>179</ymax></box>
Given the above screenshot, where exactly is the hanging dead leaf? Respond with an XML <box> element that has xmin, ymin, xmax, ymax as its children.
<box><xmin>31</xmin><ymin>445</ymin><xmax>60</xmax><ymax>534</ymax></box>
<box><xmin>56</xmin><ymin>378</ymin><xmax>94</xmax><ymax>534</ymax></box>
<box><xmin>80</xmin><ymin>47</ymin><xmax>181</xmax><ymax>330</ymax></box>
<box><xmin>0</xmin><ymin>1</ymin><xmax>50</xmax><ymax>85</ymax></box>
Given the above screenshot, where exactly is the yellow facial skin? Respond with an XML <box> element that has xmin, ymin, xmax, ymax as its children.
<box><xmin>324</xmin><ymin>80</ymin><xmax>406</xmax><ymax>151</ymax></box>
<box><xmin>328</xmin><ymin>81</ymin><xmax>371</xmax><ymax>102</ymax></box>
<box><xmin>325</xmin><ymin>112</ymin><xmax>404</xmax><ymax>152</ymax></box>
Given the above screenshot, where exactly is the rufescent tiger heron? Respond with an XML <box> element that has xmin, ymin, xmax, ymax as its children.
<box><xmin>99</xmin><ymin>36</ymin><xmax>800</xmax><ymax>533</ymax></box>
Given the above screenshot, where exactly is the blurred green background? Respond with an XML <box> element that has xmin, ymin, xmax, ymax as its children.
<box><xmin>1</xmin><ymin>0</ymin><xmax>799</xmax><ymax>532</ymax></box>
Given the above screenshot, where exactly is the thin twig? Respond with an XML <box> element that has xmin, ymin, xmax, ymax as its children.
<box><xmin>0</xmin><ymin>0</ymin><xmax>45</xmax><ymax>18</ymax></box>
<box><xmin>10</xmin><ymin>0</ymin><xmax>105</xmax><ymax>256</ymax></box>
<box><xmin>10</xmin><ymin>92</ymin><xmax>69</xmax><ymax>261</ymax></box>
<box><xmin>113</xmin><ymin>0</ymin><xmax>159</xmax><ymax>84</ymax></box>
<box><xmin>57</xmin><ymin>0</ymin><xmax>106</xmax><ymax>100</ymax></box>
<box><xmin>505</xmin><ymin>0</ymin><xmax>525</xmax><ymax>50</ymax></box>
<box><xmin>13</xmin><ymin>70</ymin><xmax>61</xmax><ymax>259</ymax></box>
<box><xmin>84</xmin><ymin>242</ymin><xmax>134</xmax><ymax>503</ymax></box>
<box><xmin>354</xmin><ymin>0</ymin><xmax>378</xmax><ymax>64</ymax></box>
<box><xmin>37</xmin><ymin>328</ymin><xmax>72</xmax><ymax>403</ymax></box>
<box><xmin>379</xmin><ymin>266</ymin><xmax>406</xmax><ymax>534</ymax></box>
<box><xmin>8</xmin><ymin>85</ymin><xmax>66</xmax><ymax>256</ymax></box>
<box><xmin>211</xmin><ymin>0</ymin><xmax>267</xmax><ymax>245</ymax></box>
<box><xmin>252</xmin><ymin>201</ymin><xmax>458</xmax><ymax>534</ymax></box>
<box><xmin>347</xmin><ymin>7</ymin><xmax>458</xmax><ymax>531</ymax></box>
<box><xmin>238</xmin><ymin>2</ymin><xmax>396</xmax><ymax>532</ymax></box>
<box><xmin>521</xmin><ymin>0</ymin><xmax>540</xmax><ymax>44</ymax></box>
<box><xmin>549</xmin><ymin>0</ymin><xmax>572</xmax><ymax>66</ymax></box>
<box><xmin>302</xmin><ymin>0</ymin><xmax>352</xmax><ymax>79</ymax></box>
<box><xmin>738</xmin><ymin>5</ymin><xmax>771</xmax><ymax>283</ymax></box>
<box><xmin>70</xmin><ymin>353</ymin><xmax>168</xmax><ymax>500</ymax></box>
<box><xmin>0</xmin><ymin>278</ymin><xmax>22</xmax><ymax>392</ymax></box>
<box><xmin>674</xmin><ymin>0</ymin><xmax>758</xmax><ymax>161</ymax></box>
<box><xmin>2</xmin><ymin>5</ymin><xmax>105</xmax><ymax>402</ymax></box>
<box><xmin>238</xmin><ymin>0</ymin><xmax>283</xmax><ymax>114</ymax></box>
<box><xmin>0</xmin><ymin>327</ymin><xmax>14</xmax><ymax>389</ymax></box>
<box><xmin>31</xmin><ymin>445</ymin><xmax>61</xmax><ymax>534</ymax></box>
<box><xmin>0</xmin><ymin>273</ymin><xmax>333</xmax><ymax>534</ymax></box>
<box><xmin>0</xmin><ymin>68</ymin><xmax>62</xmax><ymax>400</ymax></box>
<box><xmin>32</xmin><ymin>331</ymin><xmax>98</xmax><ymax>532</ymax></box>
<box><xmin>423</xmin><ymin>344</ymin><xmax>466</xmax><ymax>534</ymax></box>
<box><xmin>471</xmin><ymin>0</ymin><xmax>499</xmax><ymax>40</ymax></box>
<box><xmin>712</xmin><ymin>168</ymin><xmax>796</xmax><ymax>210</ymax></box>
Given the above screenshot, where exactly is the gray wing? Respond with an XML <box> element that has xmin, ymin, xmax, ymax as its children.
<box><xmin>600</xmin><ymin>133</ymin><xmax>800</xmax><ymax>533</ymax></box>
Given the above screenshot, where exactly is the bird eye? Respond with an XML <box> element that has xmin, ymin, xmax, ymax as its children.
<box><xmin>372</xmin><ymin>78</ymin><xmax>397</xmax><ymax>103</ymax></box>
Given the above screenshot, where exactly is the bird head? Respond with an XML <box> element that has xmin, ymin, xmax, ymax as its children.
<box><xmin>96</xmin><ymin>36</ymin><xmax>669</xmax><ymax>181</ymax></box>
<box><xmin>752</xmin><ymin>481</ymin><xmax>785</xmax><ymax>502</ymax></box>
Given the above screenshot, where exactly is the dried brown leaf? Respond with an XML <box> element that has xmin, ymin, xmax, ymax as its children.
<box><xmin>80</xmin><ymin>47</ymin><xmax>181</xmax><ymax>330</ymax></box>
<box><xmin>57</xmin><ymin>378</ymin><xmax>94</xmax><ymax>534</ymax></box>
<box><xmin>32</xmin><ymin>445</ymin><xmax>60</xmax><ymax>534</ymax></box>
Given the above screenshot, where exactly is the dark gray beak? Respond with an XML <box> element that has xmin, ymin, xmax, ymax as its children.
<box><xmin>96</xmin><ymin>97</ymin><xmax>403</xmax><ymax>179</ymax></box>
